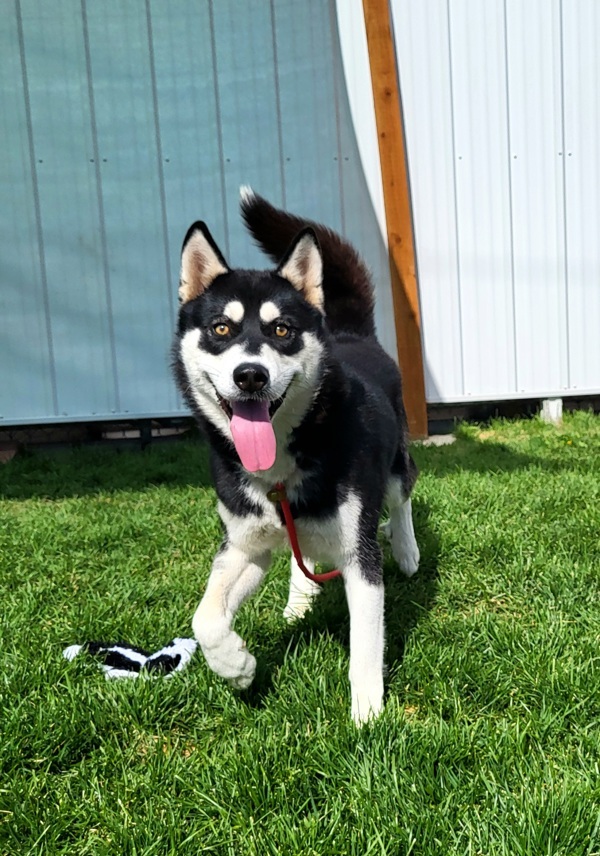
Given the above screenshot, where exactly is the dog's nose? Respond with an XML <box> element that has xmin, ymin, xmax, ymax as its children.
<box><xmin>233</xmin><ymin>363</ymin><xmax>270</xmax><ymax>393</ymax></box>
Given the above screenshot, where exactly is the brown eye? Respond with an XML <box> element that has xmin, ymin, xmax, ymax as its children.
<box><xmin>275</xmin><ymin>324</ymin><xmax>289</xmax><ymax>338</ymax></box>
<box><xmin>213</xmin><ymin>323</ymin><xmax>230</xmax><ymax>336</ymax></box>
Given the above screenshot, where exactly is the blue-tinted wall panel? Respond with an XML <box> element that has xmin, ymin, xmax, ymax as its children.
<box><xmin>20</xmin><ymin>0</ymin><xmax>117</xmax><ymax>419</ymax></box>
<box><xmin>0</xmin><ymin>0</ymin><xmax>394</xmax><ymax>425</ymax></box>
<box><xmin>84</xmin><ymin>1</ymin><xmax>176</xmax><ymax>416</ymax></box>
<box><xmin>0</xmin><ymin>4</ymin><xmax>56</xmax><ymax>422</ymax></box>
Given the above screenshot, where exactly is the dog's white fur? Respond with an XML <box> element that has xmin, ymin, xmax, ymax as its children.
<box><xmin>191</xmin><ymin>478</ymin><xmax>419</xmax><ymax>723</ymax></box>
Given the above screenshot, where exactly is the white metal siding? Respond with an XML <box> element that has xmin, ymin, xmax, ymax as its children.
<box><xmin>389</xmin><ymin>0</ymin><xmax>600</xmax><ymax>403</ymax></box>
<box><xmin>562</xmin><ymin>0</ymin><xmax>600</xmax><ymax>394</ymax></box>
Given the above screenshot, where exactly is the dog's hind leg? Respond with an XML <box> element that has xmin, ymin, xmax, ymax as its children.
<box><xmin>192</xmin><ymin>543</ymin><xmax>271</xmax><ymax>689</ymax></box>
<box><xmin>283</xmin><ymin>553</ymin><xmax>321</xmax><ymax>622</ymax></box>
<box><xmin>383</xmin><ymin>476</ymin><xmax>420</xmax><ymax>577</ymax></box>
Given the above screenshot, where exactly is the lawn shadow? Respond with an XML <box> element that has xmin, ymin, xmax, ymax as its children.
<box><xmin>0</xmin><ymin>439</ymin><xmax>214</xmax><ymax>500</ymax></box>
<box><xmin>245</xmin><ymin>494</ymin><xmax>441</xmax><ymax>707</ymax></box>
<box><xmin>412</xmin><ymin>430</ymin><xmax>576</xmax><ymax>477</ymax></box>
<box><xmin>0</xmin><ymin>427</ymin><xmax>576</xmax><ymax>503</ymax></box>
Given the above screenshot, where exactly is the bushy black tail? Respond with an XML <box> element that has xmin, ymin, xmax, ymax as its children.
<box><xmin>240</xmin><ymin>189</ymin><xmax>376</xmax><ymax>337</ymax></box>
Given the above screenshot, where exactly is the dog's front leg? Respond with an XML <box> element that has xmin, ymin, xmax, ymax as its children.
<box><xmin>283</xmin><ymin>554</ymin><xmax>321</xmax><ymax>622</ymax></box>
<box><xmin>344</xmin><ymin>548</ymin><xmax>385</xmax><ymax>725</ymax></box>
<box><xmin>192</xmin><ymin>544</ymin><xmax>270</xmax><ymax>689</ymax></box>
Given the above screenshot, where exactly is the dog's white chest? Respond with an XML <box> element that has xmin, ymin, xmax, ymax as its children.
<box><xmin>218</xmin><ymin>489</ymin><xmax>361</xmax><ymax>568</ymax></box>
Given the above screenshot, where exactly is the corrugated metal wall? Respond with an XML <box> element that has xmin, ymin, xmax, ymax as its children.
<box><xmin>392</xmin><ymin>0</ymin><xmax>600</xmax><ymax>403</ymax></box>
<box><xmin>0</xmin><ymin>0</ymin><xmax>394</xmax><ymax>426</ymax></box>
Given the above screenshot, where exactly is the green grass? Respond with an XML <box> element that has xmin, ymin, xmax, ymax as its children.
<box><xmin>1</xmin><ymin>411</ymin><xmax>599</xmax><ymax>855</ymax></box>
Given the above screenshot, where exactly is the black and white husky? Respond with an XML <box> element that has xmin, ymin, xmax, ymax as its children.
<box><xmin>173</xmin><ymin>190</ymin><xmax>419</xmax><ymax>723</ymax></box>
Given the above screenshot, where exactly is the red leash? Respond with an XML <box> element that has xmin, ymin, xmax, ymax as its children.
<box><xmin>267</xmin><ymin>482</ymin><xmax>342</xmax><ymax>584</ymax></box>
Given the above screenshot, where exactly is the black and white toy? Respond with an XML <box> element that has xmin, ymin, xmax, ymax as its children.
<box><xmin>63</xmin><ymin>638</ymin><xmax>197</xmax><ymax>679</ymax></box>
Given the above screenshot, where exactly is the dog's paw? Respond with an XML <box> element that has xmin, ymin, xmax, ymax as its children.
<box><xmin>283</xmin><ymin>584</ymin><xmax>320</xmax><ymax>623</ymax></box>
<box><xmin>200</xmin><ymin>631</ymin><xmax>256</xmax><ymax>689</ymax></box>
<box><xmin>225</xmin><ymin>651</ymin><xmax>256</xmax><ymax>690</ymax></box>
<box><xmin>351</xmin><ymin>684</ymin><xmax>384</xmax><ymax>726</ymax></box>
<box><xmin>283</xmin><ymin>601</ymin><xmax>309</xmax><ymax>623</ymax></box>
<box><xmin>393</xmin><ymin>540</ymin><xmax>420</xmax><ymax>577</ymax></box>
<box><xmin>381</xmin><ymin>519</ymin><xmax>419</xmax><ymax>576</ymax></box>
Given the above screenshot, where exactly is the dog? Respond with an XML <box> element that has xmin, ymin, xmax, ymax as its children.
<box><xmin>172</xmin><ymin>189</ymin><xmax>419</xmax><ymax>723</ymax></box>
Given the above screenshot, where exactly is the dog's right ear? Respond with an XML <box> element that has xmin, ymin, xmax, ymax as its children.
<box><xmin>179</xmin><ymin>222</ymin><xmax>230</xmax><ymax>304</ymax></box>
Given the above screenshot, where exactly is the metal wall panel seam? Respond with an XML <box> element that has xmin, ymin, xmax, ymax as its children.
<box><xmin>145</xmin><ymin>0</ymin><xmax>174</xmax><ymax>338</ymax></box>
<box><xmin>502</xmin><ymin>0</ymin><xmax>519</xmax><ymax>393</ymax></box>
<box><xmin>81</xmin><ymin>0</ymin><xmax>120</xmax><ymax>413</ymax></box>
<box><xmin>328</xmin><ymin>0</ymin><xmax>347</xmax><ymax>235</ymax></box>
<box><xmin>15</xmin><ymin>0</ymin><xmax>58</xmax><ymax>415</ymax></box>
<box><xmin>558</xmin><ymin>0</ymin><xmax>571</xmax><ymax>389</ymax></box>
<box><xmin>268</xmin><ymin>0</ymin><xmax>287</xmax><ymax>209</ymax></box>
<box><xmin>446</xmin><ymin>0</ymin><xmax>466</xmax><ymax>397</ymax></box>
<box><xmin>207</xmin><ymin>0</ymin><xmax>229</xmax><ymax>258</ymax></box>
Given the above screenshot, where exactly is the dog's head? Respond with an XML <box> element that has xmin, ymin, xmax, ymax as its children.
<box><xmin>176</xmin><ymin>222</ymin><xmax>327</xmax><ymax>473</ymax></box>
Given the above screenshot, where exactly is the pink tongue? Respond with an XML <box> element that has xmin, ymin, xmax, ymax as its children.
<box><xmin>230</xmin><ymin>400</ymin><xmax>277</xmax><ymax>472</ymax></box>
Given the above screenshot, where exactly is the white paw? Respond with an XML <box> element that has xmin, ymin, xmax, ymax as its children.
<box><xmin>199</xmin><ymin>630</ymin><xmax>257</xmax><ymax>690</ymax></box>
<box><xmin>283</xmin><ymin>600</ymin><xmax>311</xmax><ymax>622</ymax></box>
<box><xmin>351</xmin><ymin>684</ymin><xmax>384</xmax><ymax>726</ymax></box>
<box><xmin>392</xmin><ymin>538</ymin><xmax>420</xmax><ymax>577</ymax></box>
<box><xmin>283</xmin><ymin>584</ymin><xmax>320</xmax><ymax>623</ymax></box>
<box><xmin>226</xmin><ymin>652</ymin><xmax>256</xmax><ymax>690</ymax></box>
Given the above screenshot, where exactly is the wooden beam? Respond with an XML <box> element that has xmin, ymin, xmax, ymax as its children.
<box><xmin>362</xmin><ymin>0</ymin><xmax>428</xmax><ymax>439</ymax></box>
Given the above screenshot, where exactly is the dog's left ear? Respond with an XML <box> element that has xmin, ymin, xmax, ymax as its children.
<box><xmin>277</xmin><ymin>228</ymin><xmax>324</xmax><ymax>313</ymax></box>
<box><xmin>179</xmin><ymin>222</ymin><xmax>230</xmax><ymax>303</ymax></box>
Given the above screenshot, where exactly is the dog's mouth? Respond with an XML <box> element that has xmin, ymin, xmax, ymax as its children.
<box><xmin>216</xmin><ymin>394</ymin><xmax>285</xmax><ymax>420</ymax></box>
<box><xmin>214</xmin><ymin>388</ymin><xmax>288</xmax><ymax>473</ymax></box>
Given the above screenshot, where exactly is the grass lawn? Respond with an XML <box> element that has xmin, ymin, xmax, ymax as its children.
<box><xmin>1</xmin><ymin>411</ymin><xmax>599</xmax><ymax>855</ymax></box>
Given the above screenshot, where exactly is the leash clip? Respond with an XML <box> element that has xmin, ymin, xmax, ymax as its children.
<box><xmin>266</xmin><ymin>482</ymin><xmax>287</xmax><ymax>504</ymax></box>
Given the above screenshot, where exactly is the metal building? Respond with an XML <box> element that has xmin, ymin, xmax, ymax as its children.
<box><xmin>1</xmin><ymin>0</ymin><xmax>393</xmax><ymax>427</ymax></box>
<box><xmin>391</xmin><ymin>0</ymin><xmax>600</xmax><ymax>404</ymax></box>
<box><xmin>2</xmin><ymin>0</ymin><xmax>599</xmax><ymax>428</ymax></box>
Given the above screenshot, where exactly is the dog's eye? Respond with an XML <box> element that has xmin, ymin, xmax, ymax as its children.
<box><xmin>275</xmin><ymin>324</ymin><xmax>289</xmax><ymax>338</ymax></box>
<box><xmin>213</xmin><ymin>323</ymin><xmax>230</xmax><ymax>336</ymax></box>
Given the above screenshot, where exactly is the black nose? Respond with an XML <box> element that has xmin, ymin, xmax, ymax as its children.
<box><xmin>233</xmin><ymin>363</ymin><xmax>270</xmax><ymax>393</ymax></box>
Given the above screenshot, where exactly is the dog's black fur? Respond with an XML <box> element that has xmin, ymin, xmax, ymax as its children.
<box><xmin>173</xmin><ymin>194</ymin><xmax>416</xmax><ymax>581</ymax></box>
<box><xmin>172</xmin><ymin>192</ymin><xmax>419</xmax><ymax>721</ymax></box>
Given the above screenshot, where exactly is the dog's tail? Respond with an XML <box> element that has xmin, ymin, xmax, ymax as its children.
<box><xmin>240</xmin><ymin>187</ymin><xmax>376</xmax><ymax>337</ymax></box>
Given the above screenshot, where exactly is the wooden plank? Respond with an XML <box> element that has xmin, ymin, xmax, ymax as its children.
<box><xmin>362</xmin><ymin>0</ymin><xmax>428</xmax><ymax>438</ymax></box>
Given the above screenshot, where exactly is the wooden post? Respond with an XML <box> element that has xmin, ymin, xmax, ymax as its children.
<box><xmin>362</xmin><ymin>0</ymin><xmax>428</xmax><ymax>439</ymax></box>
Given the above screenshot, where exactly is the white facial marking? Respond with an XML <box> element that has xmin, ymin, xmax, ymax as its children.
<box><xmin>223</xmin><ymin>300</ymin><xmax>244</xmax><ymax>324</ymax></box>
<box><xmin>179</xmin><ymin>329</ymin><xmax>232</xmax><ymax>441</ymax></box>
<box><xmin>259</xmin><ymin>301</ymin><xmax>281</xmax><ymax>324</ymax></box>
